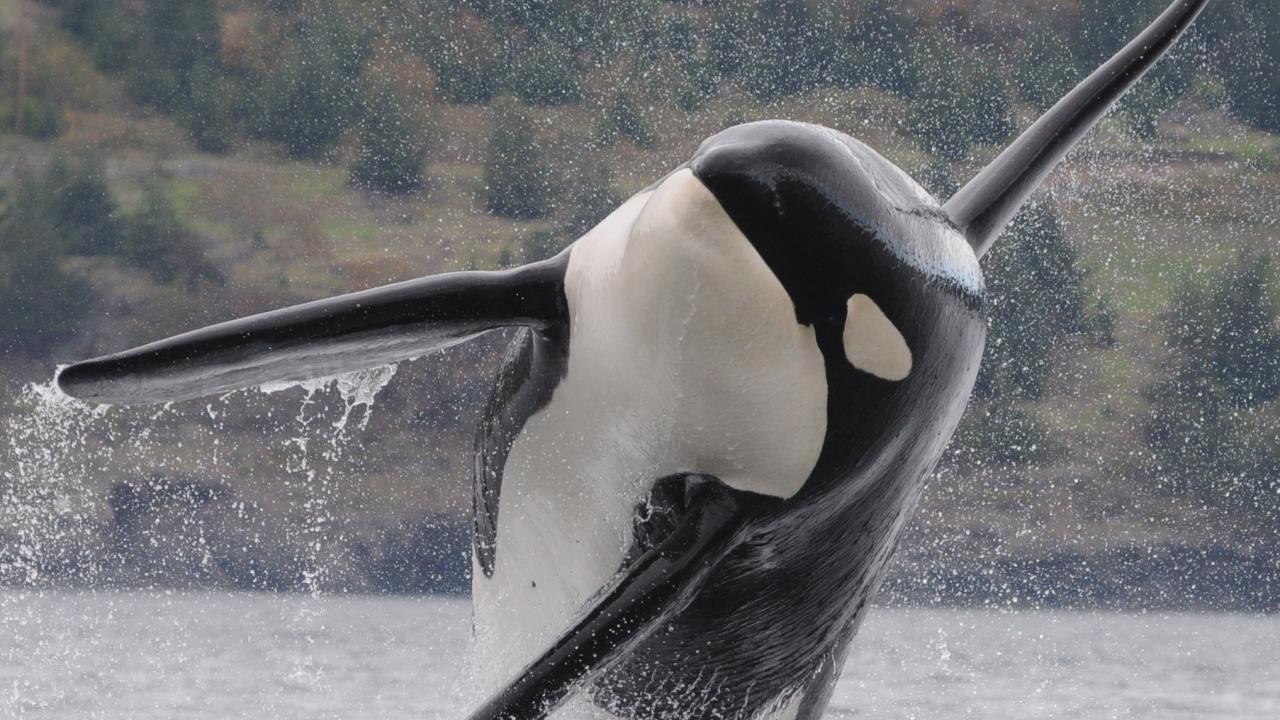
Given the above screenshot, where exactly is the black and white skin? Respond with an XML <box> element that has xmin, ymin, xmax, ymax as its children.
<box><xmin>57</xmin><ymin>2</ymin><xmax>1211</xmax><ymax>719</ymax></box>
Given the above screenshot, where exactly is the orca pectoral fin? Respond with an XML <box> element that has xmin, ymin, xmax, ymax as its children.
<box><xmin>466</xmin><ymin>477</ymin><xmax>756</xmax><ymax>720</ymax></box>
<box><xmin>56</xmin><ymin>254</ymin><xmax>569</xmax><ymax>405</ymax></box>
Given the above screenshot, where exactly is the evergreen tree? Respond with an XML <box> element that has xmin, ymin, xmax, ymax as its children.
<box><xmin>673</xmin><ymin>54</ymin><xmax>721</xmax><ymax>113</ymax></box>
<box><xmin>842</xmin><ymin>0</ymin><xmax>914</xmax><ymax>94</ymax></box>
<box><xmin>59</xmin><ymin>0</ymin><xmax>135</xmax><ymax>72</ymax></box>
<box><xmin>597</xmin><ymin>90</ymin><xmax>655</xmax><ymax>149</ymax></box>
<box><xmin>733</xmin><ymin>0</ymin><xmax>836</xmax><ymax>101</ymax></box>
<box><xmin>349</xmin><ymin>83</ymin><xmax>427</xmax><ymax>195</ymax></box>
<box><xmin>508</xmin><ymin>41</ymin><xmax>581</xmax><ymax>107</ymax></box>
<box><xmin>906</xmin><ymin>33</ymin><xmax>978</xmax><ymax>161</ymax></box>
<box><xmin>1014</xmin><ymin>25</ymin><xmax>1081</xmax><ymax>110</ymax></box>
<box><xmin>42</xmin><ymin>154</ymin><xmax>122</xmax><ymax>256</ymax></box>
<box><xmin>1075</xmin><ymin>0</ymin><xmax>1198</xmax><ymax>138</ymax></box>
<box><xmin>3</xmin><ymin>99</ymin><xmax>67</xmax><ymax>140</ymax></box>
<box><xmin>119</xmin><ymin>182</ymin><xmax>224</xmax><ymax>287</ymax></box>
<box><xmin>483</xmin><ymin>97</ymin><xmax>551</xmax><ymax>220</ymax></box>
<box><xmin>1072</xmin><ymin>0</ymin><xmax>1150</xmax><ymax>68</ymax></box>
<box><xmin>1145</xmin><ymin>251</ymin><xmax>1280</xmax><ymax>506</ymax></box>
<box><xmin>4</xmin><ymin>154</ymin><xmax>121</xmax><ymax>257</ymax></box>
<box><xmin>975</xmin><ymin>199</ymin><xmax>1092</xmax><ymax>402</ymax></box>
<box><xmin>558</xmin><ymin>160</ymin><xmax>620</xmax><ymax>238</ymax></box>
<box><xmin>523</xmin><ymin>160</ymin><xmax>620</xmax><ymax>263</ymax></box>
<box><xmin>427</xmin><ymin>9</ymin><xmax>506</xmax><ymax>105</ymax></box>
<box><xmin>970</xmin><ymin>73</ymin><xmax>1014</xmax><ymax>147</ymax></box>
<box><xmin>955</xmin><ymin>198</ymin><xmax>1102</xmax><ymax>465</ymax></box>
<box><xmin>264</xmin><ymin>16</ymin><xmax>368</xmax><ymax>159</ymax></box>
<box><xmin>125</xmin><ymin>0</ymin><xmax>223</xmax><ymax>112</ymax></box>
<box><xmin>181</xmin><ymin>62</ymin><xmax>237</xmax><ymax>154</ymax></box>
<box><xmin>0</xmin><ymin>174</ymin><xmax>93</xmax><ymax>358</ymax></box>
<box><xmin>1214</xmin><ymin>0</ymin><xmax>1280</xmax><ymax>132</ymax></box>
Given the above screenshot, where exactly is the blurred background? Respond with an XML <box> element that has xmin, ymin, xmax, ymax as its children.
<box><xmin>0</xmin><ymin>0</ymin><xmax>1276</xmax><ymax>611</ymax></box>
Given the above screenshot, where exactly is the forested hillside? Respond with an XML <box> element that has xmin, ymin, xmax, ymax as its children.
<box><xmin>1</xmin><ymin>0</ymin><xmax>1277</xmax><ymax>608</ymax></box>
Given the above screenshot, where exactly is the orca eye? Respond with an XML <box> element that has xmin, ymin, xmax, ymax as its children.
<box><xmin>842</xmin><ymin>294</ymin><xmax>912</xmax><ymax>381</ymax></box>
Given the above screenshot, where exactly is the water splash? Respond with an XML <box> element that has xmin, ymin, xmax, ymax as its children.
<box><xmin>2</xmin><ymin>365</ymin><xmax>408</xmax><ymax>706</ymax></box>
<box><xmin>260</xmin><ymin>364</ymin><xmax>399</xmax><ymax>438</ymax></box>
<box><xmin>0</xmin><ymin>365</ymin><xmax>400</xmax><ymax>592</ymax></box>
<box><xmin>255</xmin><ymin>365</ymin><xmax>398</xmax><ymax>600</ymax></box>
<box><xmin>0</xmin><ymin>382</ymin><xmax>110</xmax><ymax>588</ymax></box>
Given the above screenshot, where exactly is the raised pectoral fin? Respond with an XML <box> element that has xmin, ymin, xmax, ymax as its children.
<box><xmin>57</xmin><ymin>254</ymin><xmax>569</xmax><ymax>405</ymax></box>
<box><xmin>465</xmin><ymin>477</ymin><xmax>755</xmax><ymax>720</ymax></box>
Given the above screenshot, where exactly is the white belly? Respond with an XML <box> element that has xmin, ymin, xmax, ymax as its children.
<box><xmin>469</xmin><ymin>170</ymin><xmax>829</xmax><ymax>706</ymax></box>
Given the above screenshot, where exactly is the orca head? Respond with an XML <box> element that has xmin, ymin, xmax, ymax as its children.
<box><xmin>676</xmin><ymin>0</ymin><xmax>1213</xmax><ymax>500</ymax></box>
<box><xmin>686</xmin><ymin>120</ymin><xmax>987</xmax><ymax>498</ymax></box>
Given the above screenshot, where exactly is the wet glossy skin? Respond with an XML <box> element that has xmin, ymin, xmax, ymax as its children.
<box><xmin>52</xmin><ymin>4</ymin><xmax>1210</xmax><ymax>717</ymax></box>
<box><xmin>470</xmin><ymin>121</ymin><xmax>986</xmax><ymax>720</ymax></box>
<box><xmin>587</xmin><ymin>122</ymin><xmax>988</xmax><ymax>719</ymax></box>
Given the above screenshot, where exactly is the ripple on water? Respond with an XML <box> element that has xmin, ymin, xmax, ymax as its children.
<box><xmin>2</xmin><ymin>595</ymin><xmax>1278</xmax><ymax>720</ymax></box>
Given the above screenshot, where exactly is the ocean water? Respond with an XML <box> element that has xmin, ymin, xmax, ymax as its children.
<box><xmin>1</xmin><ymin>591</ymin><xmax>1276</xmax><ymax>719</ymax></box>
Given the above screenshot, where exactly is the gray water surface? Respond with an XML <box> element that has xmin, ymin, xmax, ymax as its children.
<box><xmin>2</xmin><ymin>591</ymin><xmax>1277</xmax><ymax>719</ymax></box>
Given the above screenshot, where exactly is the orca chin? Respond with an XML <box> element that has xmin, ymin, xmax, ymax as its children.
<box><xmin>54</xmin><ymin>2</ymin><xmax>1210</xmax><ymax>719</ymax></box>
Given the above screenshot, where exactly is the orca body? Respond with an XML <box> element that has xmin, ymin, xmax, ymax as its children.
<box><xmin>471</xmin><ymin>123</ymin><xmax>984</xmax><ymax>719</ymax></box>
<box><xmin>54</xmin><ymin>3</ymin><xmax>1209</xmax><ymax>719</ymax></box>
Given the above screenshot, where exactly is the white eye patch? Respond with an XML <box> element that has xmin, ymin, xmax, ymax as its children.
<box><xmin>842</xmin><ymin>294</ymin><xmax>912</xmax><ymax>381</ymax></box>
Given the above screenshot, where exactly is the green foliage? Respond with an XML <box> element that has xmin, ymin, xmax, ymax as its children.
<box><xmin>425</xmin><ymin>9</ymin><xmax>506</xmax><ymax>105</ymax></box>
<box><xmin>971</xmin><ymin>73</ymin><xmax>1014</xmax><ymax>147</ymax></box>
<box><xmin>41</xmin><ymin>154</ymin><xmax>121</xmax><ymax>256</ymax></box>
<box><xmin>558</xmin><ymin>160</ymin><xmax>621</xmax><ymax>239</ymax></box>
<box><xmin>1075</xmin><ymin>0</ymin><xmax>1199</xmax><ymax>139</ymax></box>
<box><xmin>180</xmin><ymin>62</ymin><xmax>237</xmax><ymax>154</ymax></box>
<box><xmin>917</xmin><ymin>159</ymin><xmax>959</xmax><ymax>199</ymax></box>
<box><xmin>839</xmin><ymin>0</ymin><xmax>914</xmax><ymax>94</ymax></box>
<box><xmin>1</xmin><ymin>153</ymin><xmax>221</xmax><ymax>295</ymax></box>
<box><xmin>57</xmin><ymin>0</ymin><xmax>232</xmax><ymax>151</ymax></box>
<box><xmin>507</xmin><ymin>41</ymin><xmax>581</xmax><ymax>107</ymax></box>
<box><xmin>119</xmin><ymin>182</ymin><xmax>224</xmax><ymax>287</ymax></box>
<box><xmin>1119</xmin><ymin>45</ymin><xmax>1196</xmax><ymax>140</ymax></box>
<box><xmin>484</xmin><ymin>97</ymin><xmax>551</xmax><ymax>220</ymax></box>
<box><xmin>906</xmin><ymin>34</ymin><xmax>1012</xmax><ymax>161</ymax></box>
<box><xmin>1212</xmin><ymin>0</ymin><xmax>1280</xmax><ymax>133</ymax></box>
<box><xmin>673</xmin><ymin>54</ymin><xmax>721</xmax><ymax>113</ymax></box>
<box><xmin>0</xmin><ymin>177</ymin><xmax>94</xmax><ymax>359</ymax></box>
<box><xmin>261</xmin><ymin>17</ymin><xmax>368</xmax><ymax>159</ymax></box>
<box><xmin>953</xmin><ymin>404</ymin><xmax>1049</xmax><ymax>467</ymax></box>
<box><xmin>125</xmin><ymin>0</ymin><xmax>223</xmax><ymax>112</ymax></box>
<box><xmin>957</xmin><ymin>199</ymin><xmax>1104</xmax><ymax>466</ymax></box>
<box><xmin>597</xmin><ymin>91</ymin><xmax>655</xmax><ymax>149</ymax></box>
<box><xmin>1013</xmin><ymin>26</ymin><xmax>1080</xmax><ymax>110</ymax></box>
<box><xmin>0</xmin><ymin>227</ymin><xmax>92</xmax><ymax>358</ymax></box>
<box><xmin>59</xmin><ymin>0</ymin><xmax>134</xmax><ymax>72</ymax></box>
<box><xmin>1</xmin><ymin>98</ymin><xmax>67</xmax><ymax>140</ymax></box>
<box><xmin>1072</xmin><ymin>0</ymin><xmax>1155</xmax><ymax>68</ymax></box>
<box><xmin>1145</xmin><ymin>251</ymin><xmax>1280</xmax><ymax>507</ymax></box>
<box><xmin>523</xmin><ymin>157</ymin><xmax>621</xmax><ymax>262</ymax></box>
<box><xmin>2</xmin><ymin>153</ymin><xmax>120</xmax><ymax>257</ymax></box>
<box><xmin>975</xmin><ymin>199</ymin><xmax>1095</xmax><ymax>402</ymax></box>
<box><xmin>349</xmin><ymin>82</ymin><xmax>428</xmax><ymax>195</ymax></box>
<box><xmin>720</xmin><ymin>0</ymin><xmax>838</xmax><ymax>102</ymax></box>
<box><xmin>54</xmin><ymin>0</ymin><xmax>1253</xmax><ymax>159</ymax></box>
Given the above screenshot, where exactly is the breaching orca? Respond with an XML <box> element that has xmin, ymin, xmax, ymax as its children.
<box><xmin>57</xmin><ymin>2</ymin><xmax>1209</xmax><ymax>718</ymax></box>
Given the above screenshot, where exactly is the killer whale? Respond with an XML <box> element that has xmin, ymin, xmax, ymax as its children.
<box><xmin>56</xmin><ymin>2</ymin><xmax>1210</xmax><ymax>719</ymax></box>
